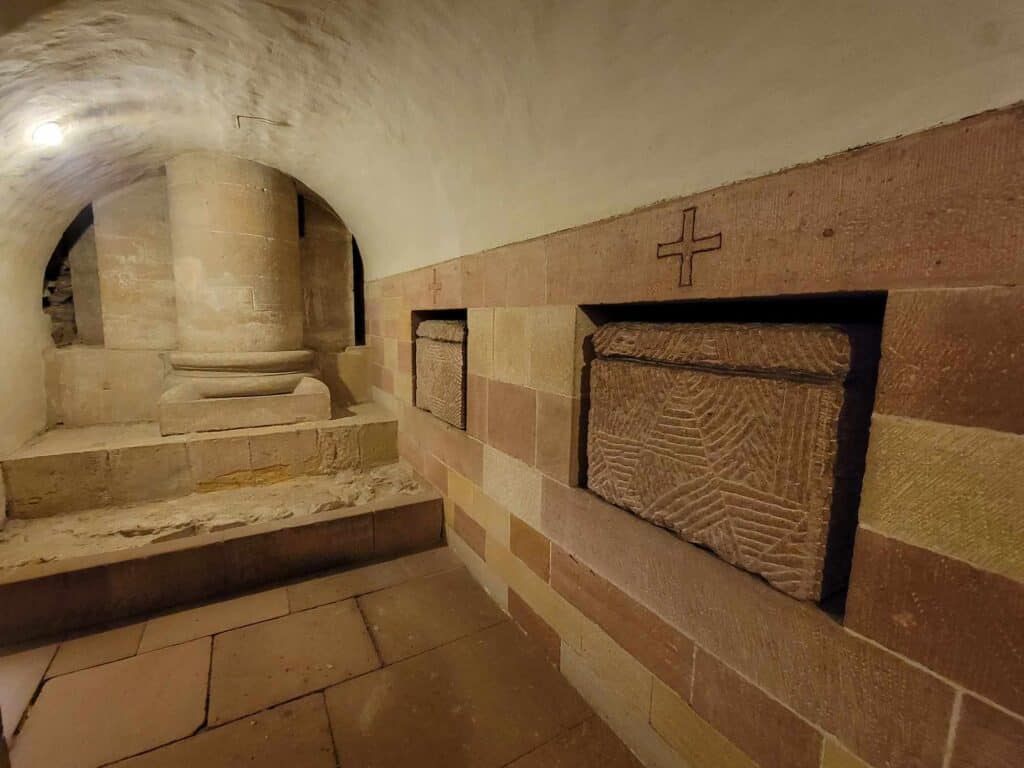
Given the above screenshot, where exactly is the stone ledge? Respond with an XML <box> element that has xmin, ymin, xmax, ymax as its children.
<box><xmin>1</xmin><ymin>405</ymin><xmax>398</xmax><ymax>519</ymax></box>
<box><xmin>0</xmin><ymin>489</ymin><xmax>442</xmax><ymax>646</ymax></box>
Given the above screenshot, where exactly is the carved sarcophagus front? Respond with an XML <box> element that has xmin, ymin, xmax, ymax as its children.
<box><xmin>587</xmin><ymin>322</ymin><xmax>872</xmax><ymax>601</ymax></box>
<box><xmin>415</xmin><ymin>319</ymin><xmax>467</xmax><ymax>429</ymax></box>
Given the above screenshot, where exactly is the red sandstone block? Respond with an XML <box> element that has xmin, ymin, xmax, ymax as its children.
<box><xmin>487</xmin><ymin>379</ymin><xmax>537</xmax><ymax>465</ymax></box>
<box><xmin>508</xmin><ymin>589</ymin><xmax>561</xmax><ymax>666</ymax></box>
<box><xmin>540</xmin><ymin>479</ymin><xmax>955</xmax><ymax>768</ymax></box>
<box><xmin>691</xmin><ymin>650</ymin><xmax>822</xmax><ymax>768</ymax></box>
<box><xmin>460</xmin><ymin>253</ymin><xmax>487</xmax><ymax>308</ymax></box>
<box><xmin>875</xmin><ymin>287</ymin><xmax>1024</xmax><ymax>434</ymax></box>
<box><xmin>950</xmin><ymin>695</ymin><xmax>1024</xmax><ymax>768</ymax></box>
<box><xmin>549</xmin><ymin>542</ymin><xmax>694</xmax><ymax>699</ymax></box>
<box><xmin>846</xmin><ymin>529</ymin><xmax>1024</xmax><ymax>716</ymax></box>
<box><xmin>545</xmin><ymin>107</ymin><xmax>1024</xmax><ymax>306</ymax></box>
<box><xmin>509</xmin><ymin>516</ymin><xmax>551</xmax><ymax>582</ymax></box>
<box><xmin>466</xmin><ymin>374</ymin><xmax>488</xmax><ymax>442</ymax></box>
<box><xmin>453</xmin><ymin>504</ymin><xmax>486</xmax><ymax>559</ymax></box>
<box><xmin>421</xmin><ymin>452</ymin><xmax>448</xmax><ymax>495</ymax></box>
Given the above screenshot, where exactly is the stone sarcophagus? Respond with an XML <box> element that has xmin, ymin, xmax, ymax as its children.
<box><xmin>587</xmin><ymin>322</ymin><xmax>872</xmax><ymax>601</ymax></box>
<box><xmin>415</xmin><ymin>319</ymin><xmax>467</xmax><ymax>429</ymax></box>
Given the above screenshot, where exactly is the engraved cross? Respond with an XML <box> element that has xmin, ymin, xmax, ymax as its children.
<box><xmin>428</xmin><ymin>267</ymin><xmax>443</xmax><ymax>305</ymax></box>
<box><xmin>656</xmin><ymin>206</ymin><xmax>722</xmax><ymax>287</ymax></box>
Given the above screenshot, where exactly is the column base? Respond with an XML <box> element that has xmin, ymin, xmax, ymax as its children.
<box><xmin>159</xmin><ymin>377</ymin><xmax>331</xmax><ymax>435</ymax></box>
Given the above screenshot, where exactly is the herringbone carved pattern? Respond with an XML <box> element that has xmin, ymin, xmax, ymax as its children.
<box><xmin>587</xmin><ymin>359</ymin><xmax>843</xmax><ymax>600</ymax></box>
<box><xmin>415</xmin><ymin>337</ymin><xmax>465</xmax><ymax>429</ymax></box>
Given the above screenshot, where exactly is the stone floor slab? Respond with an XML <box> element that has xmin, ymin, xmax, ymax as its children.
<box><xmin>358</xmin><ymin>567</ymin><xmax>506</xmax><ymax>663</ymax></box>
<box><xmin>139</xmin><ymin>588</ymin><xmax>289</xmax><ymax>652</ymax></box>
<box><xmin>0</xmin><ymin>643</ymin><xmax>55</xmax><ymax>744</ymax></box>
<box><xmin>47</xmin><ymin>622</ymin><xmax>144</xmax><ymax>678</ymax></box>
<box><xmin>325</xmin><ymin>621</ymin><xmax>590</xmax><ymax>768</ymax></box>
<box><xmin>208</xmin><ymin>599</ymin><xmax>379</xmax><ymax>725</ymax></box>
<box><xmin>287</xmin><ymin>546</ymin><xmax>460</xmax><ymax>612</ymax></box>
<box><xmin>11</xmin><ymin>638</ymin><xmax>210</xmax><ymax>768</ymax></box>
<box><xmin>507</xmin><ymin>716</ymin><xmax>645</xmax><ymax>768</ymax></box>
<box><xmin>110</xmin><ymin>693</ymin><xmax>336</xmax><ymax>768</ymax></box>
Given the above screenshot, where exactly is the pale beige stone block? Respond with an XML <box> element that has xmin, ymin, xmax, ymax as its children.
<box><xmin>486</xmin><ymin>540</ymin><xmax>586</xmax><ymax>650</ymax></box>
<box><xmin>394</xmin><ymin>372</ymin><xmax>413</xmax><ymax>404</ymax></box>
<box><xmin>0</xmin><ymin>468</ymin><xmax>6</xmax><ymax>530</ymax></box>
<box><xmin>528</xmin><ymin>305</ymin><xmax>577</xmax><ymax>395</ymax></box>
<box><xmin>861</xmin><ymin>415</ymin><xmax>1024</xmax><ymax>582</ymax></box>
<box><xmin>187</xmin><ymin>434</ymin><xmax>252</xmax><ymax>489</ymax></box>
<box><xmin>447</xmin><ymin>524</ymin><xmax>509</xmax><ymax>610</ymax></box>
<box><xmin>821</xmin><ymin>739</ymin><xmax>873</xmax><ymax>768</ymax></box>
<box><xmin>493</xmin><ymin>307</ymin><xmax>530</xmax><ymax>386</ymax></box>
<box><xmin>447</xmin><ymin>468</ymin><xmax>475</xmax><ymax>510</ymax></box>
<box><xmin>359</xmin><ymin>420</ymin><xmax>398</xmax><ymax>468</ymax></box>
<box><xmin>47</xmin><ymin>347</ymin><xmax>167</xmax><ymax>427</ymax></box>
<box><xmin>93</xmin><ymin>175</ymin><xmax>178</xmax><ymax>350</ymax></box>
<box><xmin>107</xmin><ymin>442</ymin><xmax>193</xmax><ymax>505</ymax></box>
<box><xmin>2</xmin><ymin>450</ymin><xmax>110</xmax><ymax>518</ymax></box>
<box><xmin>474</xmin><ymin>492</ymin><xmax>511</xmax><ymax>548</ymax></box>
<box><xmin>317</xmin><ymin>423</ymin><xmax>361</xmax><ymax>471</ymax></box>
<box><xmin>575</xmin><ymin>618</ymin><xmax>654</xmax><ymax>715</ymax></box>
<box><xmin>562</xmin><ymin>645</ymin><xmax>685</xmax><ymax>768</ymax></box>
<box><xmin>483</xmin><ymin>445</ymin><xmax>542</xmax><ymax>529</ymax></box>
<box><xmin>468</xmin><ymin>308</ymin><xmax>494</xmax><ymax>377</ymax></box>
<box><xmin>249</xmin><ymin>428</ymin><xmax>318</xmax><ymax>476</ymax></box>
<box><xmin>335</xmin><ymin>346</ymin><xmax>372</xmax><ymax>405</ymax></box>
<box><xmin>68</xmin><ymin>226</ymin><xmax>103</xmax><ymax>345</ymax></box>
<box><xmin>650</xmin><ymin>679</ymin><xmax>757</xmax><ymax>768</ymax></box>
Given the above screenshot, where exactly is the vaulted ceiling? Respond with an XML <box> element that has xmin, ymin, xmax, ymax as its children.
<box><xmin>1</xmin><ymin>0</ymin><xmax>1022</xmax><ymax>451</ymax></box>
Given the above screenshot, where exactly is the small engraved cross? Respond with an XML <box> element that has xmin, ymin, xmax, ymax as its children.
<box><xmin>656</xmin><ymin>206</ymin><xmax>722</xmax><ymax>287</ymax></box>
<box><xmin>428</xmin><ymin>267</ymin><xmax>443</xmax><ymax>305</ymax></box>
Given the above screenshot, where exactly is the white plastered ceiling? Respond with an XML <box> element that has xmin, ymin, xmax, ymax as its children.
<box><xmin>1</xmin><ymin>0</ymin><xmax>1023</xmax><ymax>452</ymax></box>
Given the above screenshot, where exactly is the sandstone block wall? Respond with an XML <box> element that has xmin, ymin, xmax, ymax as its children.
<box><xmin>67</xmin><ymin>226</ymin><xmax>103</xmax><ymax>346</ymax></box>
<box><xmin>365</xmin><ymin>105</ymin><xmax>1024</xmax><ymax>768</ymax></box>
<box><xmin>93</xmin><ymin>175</ymin><xmax>177</xmax><ymax>350</ymax></box>
<box><xmin>44</xmin><ymin>347</ymin><xmax>168</xmax><ymax>427</ymax></box>
<box><xmin>301</xmin><ymin>199</ymin><xmax>355</xmax><ymax>353</ymax></box>
<box><xmin>586</xmin><ymin>322</ymin><xmax>866</xmax><ymax>601</ymax></box>
<box><xmin>414</xmin><ymin>320</ymin><xmax>466</xmax><ymax>429</ymax></box>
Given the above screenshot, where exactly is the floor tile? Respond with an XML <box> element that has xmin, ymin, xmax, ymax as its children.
<box><xmin>110</xmin><ymin>693</ymin><xmax>336</xmax><ymax>768</ymax></box>
<box><xmin>47</xmin><ymin>622</ymin><xmax>144</xmax><ymax>679</ymax></box>
<box><xmin>0</xmin><ymin>643</ymin><xmax>56</xmax><ymax>744</ymax></box>
<box><xmin>325</xmin><ymin>621</ymin><xmax>590</xmax><ymax>768</ymax></box>
<box><xmin>288</xmin><ymin>546</ymin><xmax>460</xmax><ymax>612</ymax></box>
<box><xmin>507</xmin><ymin>716</ymin><xmax>644</xmax><ymax>767</ymax></box>
<box><xmin>208</xmin><ymin>599</ymin><xmax>379</xmax><ymax>726</ymax></box>
<box><xmin>138</xmin><ymin>588</ymin><xmax>289</xmax><ymax>653</ymax></box>
<box><xmin>358</xmin><ymin>567</ymin><xmax>506</xmax><ymax>663</ymax></box>
<box><xmin>11</xmin><ymin>638</ymin><xmax>210</xmax><ymax>768</ymax></box>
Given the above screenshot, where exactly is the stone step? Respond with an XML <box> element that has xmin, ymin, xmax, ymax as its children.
<box><xmin>1</xmin><ymin>403</ymin><xmax>397</xmax><ymax>519</ymax></box>
<box><xmin>0</xmin><ymin>485</ymin><xmax>443</xmax><ymax>645</ymax></box>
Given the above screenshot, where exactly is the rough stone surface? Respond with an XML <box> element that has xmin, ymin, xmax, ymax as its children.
<box><xmin>301</xmin><ymin>198</ymin><xmax>355</xmax><ymax>353</ymax></box>
<box><xmin>587</xmin><ymin>321</ymin><xmax>867</xmax><ymax>601</ymax></box>
<box><xmin>93</xmin><ymin>175</ymin><xmax>177</xmax><ymax>350</ymax></box>
<box><xmin>67</xmin><ymin>226</ymin><xmax>103</xmax><ymax>346</ymax></box>
<box><xmin>0</xmin><ymin>463</ymin><xmax>422</xmax><ymax>572</ymax></box>
<box><xmin>415</xmin><ymin>321</ymin><xmax>466</xmax><ymax>429</ymax></box>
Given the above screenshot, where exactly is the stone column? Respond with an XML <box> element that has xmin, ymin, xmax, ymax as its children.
<box><xmin>159</xmin><ymin>152</ymin><xmax>329</xmax><ymax>434</ymax></box>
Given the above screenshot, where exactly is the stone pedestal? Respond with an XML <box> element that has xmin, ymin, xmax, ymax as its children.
<box><xmin>160</xmin><ymin>152</ymin><xmax>327</xmax><ymax>434</ymax></box>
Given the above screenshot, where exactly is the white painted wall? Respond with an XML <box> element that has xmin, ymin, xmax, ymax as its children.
<box><xmin>1</xmin><ymin>0</ymin><xmax>1023</xmax><ymax>452</ymax></box>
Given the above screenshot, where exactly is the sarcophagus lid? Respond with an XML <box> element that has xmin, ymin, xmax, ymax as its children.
<box><xmin>587</xmin><ymin>321</ymin><xmax>872</xmax><ymax>601</ymax></box>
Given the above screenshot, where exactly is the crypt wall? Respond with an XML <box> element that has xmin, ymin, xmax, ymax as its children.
<box><xmin>366</xmin><ymin>106</ymin><xmax>1024</xmax><ymax>768</ymax></box>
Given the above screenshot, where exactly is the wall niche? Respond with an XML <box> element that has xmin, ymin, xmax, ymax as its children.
<box><xmin>580</xmin><ymin>294</ymin><xmax>884</xmax><ymax>608</ymax></box>
<box><xmin>412</xmin><ymin>309</ymin><xmax>468</xmax><ymax>429</ymax></box>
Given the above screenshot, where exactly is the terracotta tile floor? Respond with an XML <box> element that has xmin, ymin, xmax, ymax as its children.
<box><xmin>0</xmin><ymin>546</ymin><xmax>643</xmax><ymax>768</ymax></box>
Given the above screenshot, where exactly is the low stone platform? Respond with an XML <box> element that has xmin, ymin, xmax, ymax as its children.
<box><xmin>0</xmin><ymin>468</ymin><xmax>443</xmax><ymax>645</ymax></box>
<box><xmin>1</xmin><ymin>403</ymin><xmax>397</xmax><ymax>519</ymax></box>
